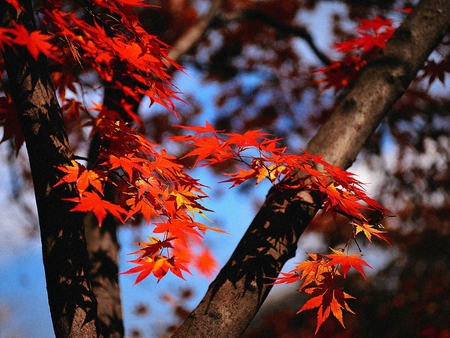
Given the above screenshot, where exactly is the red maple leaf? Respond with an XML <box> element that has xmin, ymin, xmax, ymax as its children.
<box><xmin>9</xmin><ymin>23</ymin><xmax>57</xmax><ymax>60</ymax></box>
<box><xmin>121</xmin><ymin>256</ymin><xmax>172</xmax><ymax>284</ymax></box>
<box><xmin>106</xmin><ymin>154</ymin><xmax>145</xmax><ymax>179</ymax></box>
<box><xmin>315</xmin><ymin>15</ymin><xmax>395</xmax><ymax>91</ymax></box>
<box><xmin>122</xmin><ymin>255</ymin><xmax>190</xmax><ymax>284</ymax></box>
<box><xmin>173</xmin><ymin>120</ymin><xmax>221</xmax><ymax>136</ymax></box>
<box><xmin>54</xmin><ymin>160</ymin><xmax>85</xmax><ymax>187</ymax></box>
<box><xmin>130</xmin><ymin>236</ymin><xmax>175</xmax><ymax>258</ymax></box>
<box><xmin>298</xmin><ymin>273</ymin><xmax>355</xmax><ymax>333</ymax></box>
<box><xmin>64</xmin><ymin>191</ymin><xmax>127</xmax><ymax>226</ymax></box>
<box><xmin>225</xmin><ymin>129</ymin><xmax>271</xmax><ymax>148</ymax></box>
<box><xmin>126</xmin><ymin>195</ymin><xmax>158</xmax><ymax>224</ymax></box>
<box><xmin>153</xmin><ymin>219</ymin><xmax>205</xmax><ymax>244</ymax></box>
<box><xmin>221</xmin><ymin>166</ymin><xmax>258</xmax><ymax>187</ymax></box>
<box><xmin>77</xmin><ymin>169</ymin><xmax>103</xmax><ymax>195</ymax></box>
<box><xmin>181</xmin><ymin>135</ymin><xmax>229</xmax><ymax>166</ymax></box>
<box><xmin>357</xmin><ymin>16</ymin><xmax>394</xmax><ymax>34</ymax></box>
<box><xmin>55</xmin><ymin>161</ymin><xmax>103</xmax><ymax>195</ymax></box>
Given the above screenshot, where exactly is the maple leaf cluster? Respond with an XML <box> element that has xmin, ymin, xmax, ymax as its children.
<box><xmin>0</xmin><ymin>0</ymin><xmax>184</xmax><ymax>154</ymax></box>
<box><xmin>171</xmin><ymin>121</ymin><xmax>392</xmax><ymax>331</ymax></box>
<box><xmin>54</xmin><ymin>112</ymin><xmax>226</xmax><ymax>282</ymax></box>
<box><xmin>0</xmin><ymin>22</ymin><xmax>57</xmax><ymax>60</ymax></box>
<box><xmin>38</xmin><ymin>0</ymin><xmax>182</xmax><ymax>114</ymax></box>
<box><xmin>273</xmin><ymin>248</ymin><xmax>374</xmax><ymax>333</ymax></box>
<box><xmin>314</xmin><ymin>16</ymin><xmax>396</xmax><ymax>92</ymax></box>
<box><xmin>172</xmin><ymin>122</ymin><xmax>390</xmax><ymax>222</ymax></box>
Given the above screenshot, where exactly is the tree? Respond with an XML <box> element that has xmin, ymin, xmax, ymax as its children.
<box><xmin>1</xmin><ymin>0</ymin><xmax>449</xmax><ymax>337</ymax></box>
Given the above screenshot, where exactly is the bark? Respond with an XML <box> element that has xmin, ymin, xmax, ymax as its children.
<box><xmin>1</xmin><ymin>2</ymin><xmax>100</xmax><ymax>338</ymax></box>
<box><xmin>84</xmin><ymin>212</ymin><xmax>122</xmax><ymax>338</ymax></box>
<box><xmin>172</xmin><ymin>0</ymin><xmax>450</xmax><ymax>337</ymax></box>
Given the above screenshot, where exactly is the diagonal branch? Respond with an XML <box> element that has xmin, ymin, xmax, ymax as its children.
<box><xmin>172</xmin><ymin>0</ymin><xmax>450</xmax><ymax>337</ymax></box>
<box><xmin>168</xmin><ymin>0</ymin><xmax>223</xmax><ymax>63</ymax></box>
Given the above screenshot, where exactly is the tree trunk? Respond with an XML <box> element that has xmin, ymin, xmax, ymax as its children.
<box><xmin>1</xmin><ymin>1</ymin><xmax>100</xmax><ymax>337</ymax></box>
<box><xmin>172</xmin><ymin>0</ymin><xmax>450</xmax><ymax>337</ymax></box>
<box><xmin>84</xmin><ymin>213</ymin><xmax>122</xmax><ymax>338</ymax></box>
<box><xmin>82</xmin><ymin>83</ymin><xmax>141</xmax><ymax>338</ymax></box>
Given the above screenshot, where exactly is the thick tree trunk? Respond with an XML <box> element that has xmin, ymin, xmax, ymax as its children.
<box><xmin>172</xmin><ymin>0</ymin><xmax>450</xmax><ymax>337</ymax></box>
<box><xmin>1</xmin><ymin>2</ymin><xmax>100</xmax><ymax>337</ymax></box>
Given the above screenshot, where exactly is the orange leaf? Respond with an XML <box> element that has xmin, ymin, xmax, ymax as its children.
<box><xmin>121</xmin><ymin>256</ymin><xmax>169</xmax><ymax>284</ymax></box>
<box><xmin>325</xmin><ymin>248</ymin><xmax>372</xmax><ymax>278</ymax></box>
<box><xmin>270</xmin><ymin>271</ymin><xmax>303</xmax><ymax>285</ymax></box>
<box><xmin>353</xmin><ymin>221</ymin><xmax>389</xmax><ymax>244</ymax></box>
<box><xmin>194</xmin><ymin>248</ymin><xmax>217</xmax><ymax>278</ymax></box>
<box><xmin>122</xmin><ymin>255</ymin><xmax>190</xmax><ymax>284</ymax></box>
<box><xmin>55</xmin><ymin>161</ymin><xmax>103</xmax><ymax>195</ymax></box>
<box><xmin>106</xmin><ymin>154</ymin><xmax>145</xmax><ymax>179</ymax></box>
<box><xmin>298</xmin><ymin>294</ymin><xmax>323</xmax><ymax>313</ymax></box>
<box><xmin>54</xmin><ymin>160</ymin><xmax>85</xmax><ymax>188</ymax></box>
<box><xmin>173</xmin><ymin>121</ymin><xmax>220</xmax><ymax>136</ymax></box>
<box><xmin>221</xmin><ymin>166</ymin><xmax>257</xmax><ymax>188</ymax></box>
<box><xmin>294</xmin><ymin>253</ymin><xmax>331</xmax><ymax>290</ymax></box>
<box><xmin>77</xmin><ymin>169</ymin><xmax>103</xmax><ymax>195</ymax></box>
<box><xmin>126</xmin><ymin>195</ymin><xmax>158</xmax><ymax>224</ymax></box>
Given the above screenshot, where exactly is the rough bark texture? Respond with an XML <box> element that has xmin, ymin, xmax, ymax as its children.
<box><xmin>1</xmin><ymin>2</ymin><xmax>100</xmax><ymax>337</ymax></box>
<box><xmin>173</xmin><ymin>0</ymin><xmax>450</xmax><ymax>337</ymax></box>
<box><xmin>84</xmin><ymin>213</ymin><xmax>122</xmax><ymax>338</ymax></box>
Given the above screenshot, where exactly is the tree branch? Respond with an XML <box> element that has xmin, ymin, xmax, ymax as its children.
<box><xmin>168</xmin><ymin>0</ymin><xmax>223</xmax><ymax>63</ymax></box>
<box><xmin>1</xmin><ymin>1</ymin><xmax>101</xmax><ymax>337</ymax></box>
<box><xmin>215</xmin><ymin>8</ymin><xmax>332</xmax><ymax>65</ymax></box>
<box><xmin>172</xmin><ymin>0</ymin><xmax>450</xmax><ymax>337</ymax></box>
<box><xmin>305</xmin><ymin>1</ymin><xmax>450</xmax><ymax>167</ymax></box>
